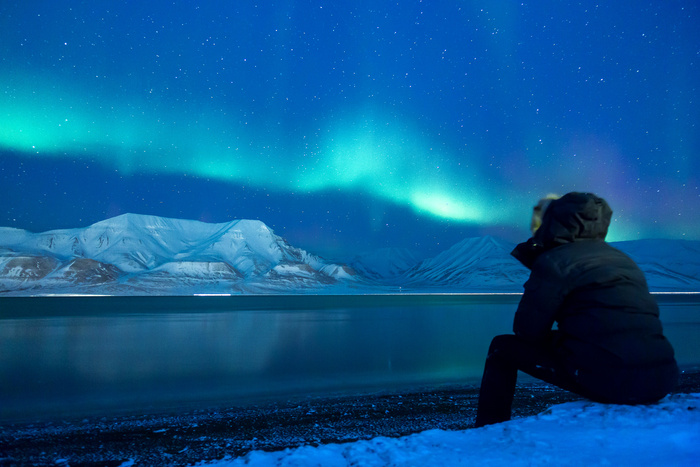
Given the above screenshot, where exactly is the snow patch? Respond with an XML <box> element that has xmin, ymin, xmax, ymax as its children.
<box><xmin>0</xmin><ymin>214</ymin><xmax>355</xmax><ymax>295</ymax></box>
<box><xmin>196</xmin><ymin>393</ymin><xmax>700</xmax><ymax>466</ymax></box>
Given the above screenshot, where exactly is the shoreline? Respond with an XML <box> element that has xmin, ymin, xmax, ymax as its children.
<box><xmin>2</xmin><ymin>369</ymin><xmax>699</xmax><ymax>466</ymax></box>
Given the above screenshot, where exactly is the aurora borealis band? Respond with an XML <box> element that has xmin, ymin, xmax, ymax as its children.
<box><xmin>1</xmin><ymin>1</ymin><xmax>699</xmax><ymax>259</ymax></box>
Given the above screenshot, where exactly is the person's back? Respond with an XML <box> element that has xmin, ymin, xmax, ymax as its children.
<box><xmin>516</xmin><ymin>239</ymin><xmax>678</xmax><ymax>403</ymax></box>
<box><xmin>474</xmin><ymin>192</ymin><xmax>678</xmax><ymax>427</ymax></box>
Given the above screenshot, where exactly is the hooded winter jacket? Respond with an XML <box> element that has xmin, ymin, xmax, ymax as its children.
<box><xmin>511</xmin><ymin>192</ymin><xmax>678</xmax><ymax>403</ymax></box>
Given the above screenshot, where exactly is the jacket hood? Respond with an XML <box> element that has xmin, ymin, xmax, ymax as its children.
<box><xmin>512</xmin><ymin>192</ymin><xmax>612</xmax><ymax>268</ymax></box>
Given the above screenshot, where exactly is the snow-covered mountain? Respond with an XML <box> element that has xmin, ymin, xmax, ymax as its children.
<box><xmin>391</xmin><ymin>236</ymin><xmax>700</xmax><ymax>292</ymax></box>
<box><xmin>0</xmin><ymin>214</ymin><xmax>358</xmax><ymax>295</ymax></box>
<box><xmin>610</xmin><ymin>239</ymin><xmax>700</xmax><ymax>292</ymax></box>
<box><xmin>1</xmin><ymin>214</ymin><xmax>698</xmax><ymax>295</ymax></box>
<box><xmin>349</xmin><ymin>247</ymin><xmax>425</xmax><ymax>280</ymax></box>
<box><xmin>399</xmin><ymin>236</ymin><xmax>529</xmax><ymax>291</ymax></box>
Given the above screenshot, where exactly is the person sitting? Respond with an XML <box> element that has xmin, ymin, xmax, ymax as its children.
<box><xmin>474</xmin><ymin>192</ymin><xmax>679</xmax><ymax>427</ymax></box>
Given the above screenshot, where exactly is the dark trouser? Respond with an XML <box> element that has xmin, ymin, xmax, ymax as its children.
<box><xmin>474</xmin><ymin>334</ymin><xmax>591</xmax><ymax>428</ymax></box>
<box><xmin>474</xmin><ymin>334</ymin><xmax>679</xmax><ymax>428</ymax></box>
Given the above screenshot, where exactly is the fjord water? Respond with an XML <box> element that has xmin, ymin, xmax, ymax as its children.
<box><xmin>1</xmin><ymin>294</ymin><xmax>698</xmax><ymax>422</ymax></box>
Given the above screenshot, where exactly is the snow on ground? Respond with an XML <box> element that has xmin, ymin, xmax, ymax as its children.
<box><xmin>196</xmin><ymin>393</ymin><xmax>700</xmax><ymax>466</ymax></box>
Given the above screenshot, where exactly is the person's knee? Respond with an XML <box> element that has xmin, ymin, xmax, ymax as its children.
<box><xmin>488</xmin><ymin>334</ymin><xmax>518</xmax><ymax>355</ymax></box>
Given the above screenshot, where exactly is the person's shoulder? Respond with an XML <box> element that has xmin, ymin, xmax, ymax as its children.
<box><xmin>540</xmin><ymin>241</ymin><xmax>599</xmax><ymax>260</ymax></box>
<box><xmin>560</xmin><ymin>239</ymin><xmax>621</xmax><ymax>255</ymax></box>
<box><xmin>536</xmin><ymin>241</ymin><xmax>621</xmax><ymax>274</ymax></box>
<box><xmin>597</xmin><ymin>241</ymin><xmax>640</xmax><ymax>264</ymax></box>
<box><xmin>561</xmin><ymin>241</ymin><xmax>645</xmax><ymax>277</ymax></box>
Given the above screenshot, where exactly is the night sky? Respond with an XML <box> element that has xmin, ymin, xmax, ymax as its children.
<box><xmin>1</xmin><ymin>1</ymin><xmax>698</xmax><ymax>260</ymax></box>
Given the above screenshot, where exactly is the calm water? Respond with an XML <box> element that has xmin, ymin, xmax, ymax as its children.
<box><xmin>1</xmin><ymin>294</ymin><xmax>698</xmax><ymax>422</ymax></box>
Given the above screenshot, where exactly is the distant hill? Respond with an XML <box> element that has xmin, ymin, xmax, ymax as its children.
<box><xmin>349</xmin><ymin>247</ymin><xmax>425</xmax><ymax>280</ymax></box>
<box><xmin>399</xmin><ymin>236</ymin><xmax>529</xmax><ymax>292</ymax></box>
<box><xmin>1</xmin><ymin>214</ymin><xmax>698</xmax><ymax>295</ymax></box>
<box><xmin>0</xmin><ymin>214</ymin><xmax>359</xmax><ymax>295</ymax></box>
<box><xmin>349</xmin><ymin>236</ymin><xmax>700</xmax><ymax>293</ymax></box>
<box><xmin>611</xmin><ymin>239</ymin><xmax>700</xmax><ymax>292</ymax></box>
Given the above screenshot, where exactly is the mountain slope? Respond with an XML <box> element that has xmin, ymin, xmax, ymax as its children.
<box><xmin>364</xmin><ymin>237</ymin><xmax>700</xmax><ymax>293</ymax></box>
<box><xmin>399</xmin><ymin>236</ymin><xmax>528</xmax><ymax>291</ymax></box>
<box><xmin>611</xmin><ymin>239</ymin><xmax>700</xmax><ymax>291</ymax></box>
<box><xmin>1</xmin><ymin>216</ymin><xmax>698</xmax><ymax>295</ymax></box>
<box><xmin>349</xmin><ymin>247</ymin><xmax>424</xmax><ymax>280</ymax></box>
<box><xmin>0</xmin><ymin>214</ymin><xmax>357</xmax><ymax>295</ymax></box>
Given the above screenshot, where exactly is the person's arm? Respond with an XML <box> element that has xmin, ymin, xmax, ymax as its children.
<box><xmin>513</xmin><ymin>255</ymin><xmax>568</xmax><ymax>342</ymax></box>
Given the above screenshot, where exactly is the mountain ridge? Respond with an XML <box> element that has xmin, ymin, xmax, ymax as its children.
<box><xmin>400</xmin><ymin>235</ymin><xmax>528</xmax><ymax>291</ymax></box>
<box><xmin>1</xmin><ymin>214</ymin><xmax>699</xmax><ymax>295</ymax></box>
<box><xmin>0</xmin><ymin>214</ymin><xmax>359</xmax><ymax>295</ymax></box>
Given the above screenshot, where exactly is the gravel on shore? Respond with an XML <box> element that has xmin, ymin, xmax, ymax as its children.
<box><xmin>2</xmin><ymin>369</ymin><xmax>699</xmax><ymax>467</ymax></box>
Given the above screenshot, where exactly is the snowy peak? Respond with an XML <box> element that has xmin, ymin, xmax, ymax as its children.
<box><xmin>0</xmin><ymin>214</ymin><xmax>358</xmax><ymax>295</ymax></box>
<box><xmin>79</xmin><ymin>214</ymin><xmax>279</xmax><ymax>273</ymax></box>
<box><xmin>401</xmin><ymin>236</ymin><xmax>528</xmax><ymax>290</ymax></box>
<box><xmin>611</xmin><ymin>239</ymin><xmax>700</xmax><ymax>291</ymax></box>
<box><xmin>1</xmin><ymin>216</ymin><xmax>699</xmax><ymax>295</ymax></box>
<box><xmin>418</xmin><ymin>236</ymin><xmax>514</xmax><ymax>271</ymax></box>
<box><xmin>349</xmin><ymin>247</ymin><xmax>424</xmax><ymax>279</ymax></box>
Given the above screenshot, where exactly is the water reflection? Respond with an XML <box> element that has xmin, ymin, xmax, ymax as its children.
<box><xmin>0</xmin><ymin>295</ymin><xmax>697</xmax><ymax>421</ymax></box>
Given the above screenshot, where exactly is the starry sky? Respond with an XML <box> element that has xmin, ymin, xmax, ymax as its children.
<box><xmin>1</xmin><ymin>1</ymin><xmax>698</xmax><ymax>260</ymax></box>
